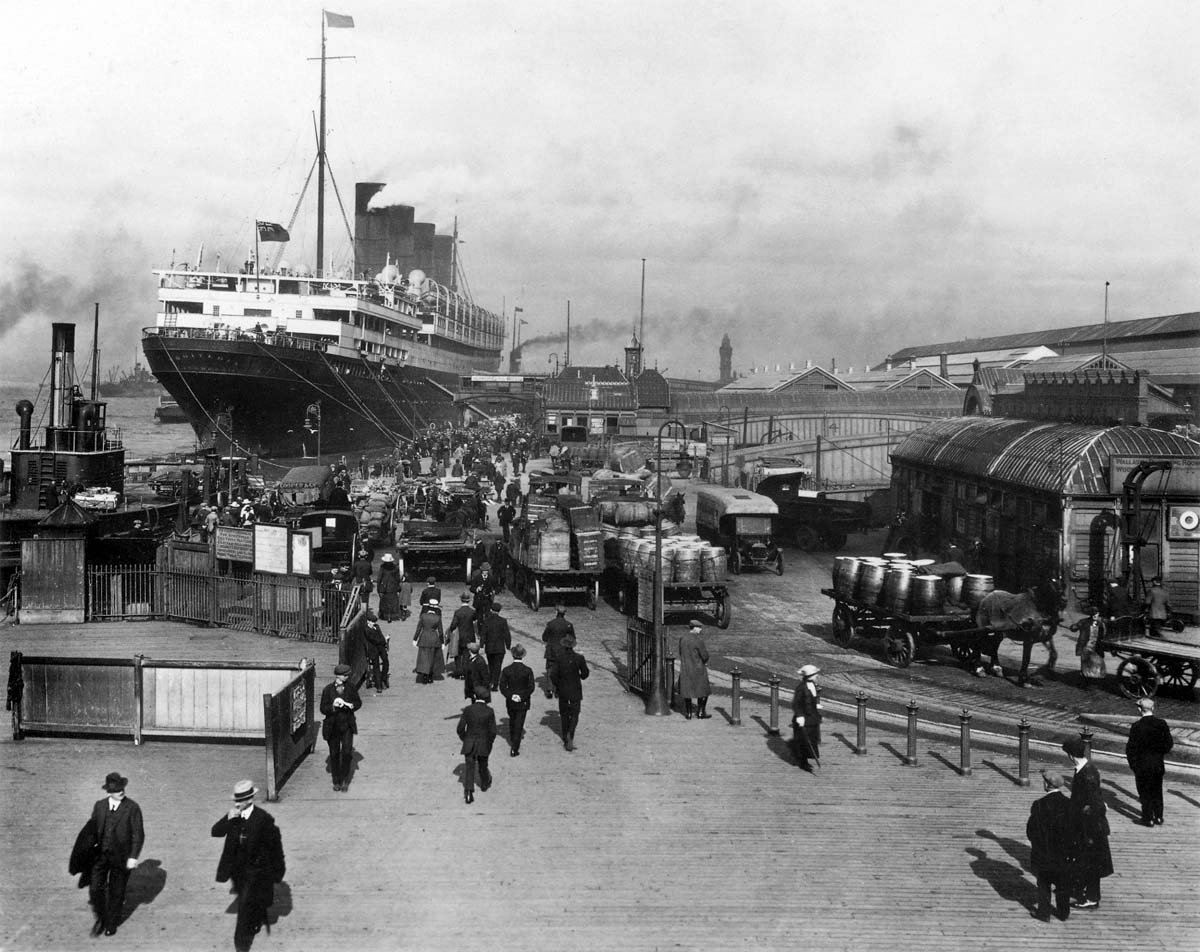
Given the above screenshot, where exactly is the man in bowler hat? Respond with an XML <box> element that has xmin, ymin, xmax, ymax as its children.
<box><xmin>549</xmin><ymin>634</ymin><xmax>590</xmax><ymax>751</ymax></box>
<box><xmin>1026</xmin><ymin>771</ymin><xmax>1079</xmax><ymax>921</ymax></box>
<box><xmin>480</xmin><ymin>601</ymin><xmax>512</xmax><ymax>690</ymax></box>
<box><xmin>457</xmin><ymin>685</ymin><xmax>498</xmax><ymax>803</ymax></box>
<box><xmin>792</xmin><ymin>664</ymin><xmax>822</xmax><ymax>771</ymax></box>
<box><xmin>498</xmin><ymin>643</ymin><xmax>536</xmax><ymax>756</ymax></box>
<box><xmin>541</xmin><ymin>603</ymin><xmax>574</xmax><ymax>699</ymax></box>
<box><xmin>211</xmin><ymin>780</ymin><xmax>286</xmax><ymax>952</ymax></box>
<box><xmin>81</xmin><ymin>771</ymin><xmax>145</xmax><ymax>936</ymax></box>
<box><xmin>320</xmin><ymin>663</ymin><xmax>363</xmax><ymax>791</ymax></box>
<box><xmin>1126</xmin><ymin>697</ymin><xmax>1174</xmax><ymax>826</ymax></box>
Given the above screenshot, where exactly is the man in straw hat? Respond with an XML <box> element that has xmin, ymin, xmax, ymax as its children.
<box><xmin>320</xmin><ymin>664</ymin><xmax>363</xmax><ymax>791</ymax></box>
<box><xmin>1026</xmin><ymin>771</ymin><xmax>1079</xmax><ymax>921</ymax></box>
<box><xmin>212</xmin><ymin>780</ymin><xmax>286</xmax><ymax>952</ymax></box>
<box><xmin>1126</xmin><ymin>696</ymin><xmax>1173</xmax><ymax>826</ymax></box>
<box><xmin>78</xmin><ymin>770</ymin><xmax>144</xmax><ymax>936</ymax></box>
<box><xmin>792</xmin><ymin>664</ymin><xmax>823</xmax><ymax>771</ymax></box>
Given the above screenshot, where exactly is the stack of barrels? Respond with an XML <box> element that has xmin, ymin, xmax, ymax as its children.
<box><xmin>832</xmin><ymin>554</ymin><xmax>995</xmax><ymax>616</ymax></box>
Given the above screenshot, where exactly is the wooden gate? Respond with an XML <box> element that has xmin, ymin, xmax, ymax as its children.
<box><xmin>20</xmin><ymin>536</ymin><xmax>86</xmax><ymax>623</ymax></box>
<box><xmin>625</xmin><ymin>618</ymin><xmax>656</xmax><ymax>696</ymax></box>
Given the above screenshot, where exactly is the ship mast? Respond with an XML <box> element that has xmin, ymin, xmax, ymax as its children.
<box><xmin>317</xmin><ymin>16</ymin><xmax>328</xmax><ymax>276</ymax></box>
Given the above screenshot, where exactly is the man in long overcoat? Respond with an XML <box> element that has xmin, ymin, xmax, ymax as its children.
<box><xmin>320</xmin><ymin>664</ymin><xmax>363</xmax><ymax>791</ymax></box>
<box><xmin>79</xmin><ymin>771</ymin><xmax>145</xmax><ymax>936</ymax></box>
<box><xmin>498</xmin><ymin>643</ymin><xmax>536</xmax><ymax>756</ymax></box>
<box><xmin>549</xmin><ymin>634</ymin><xmax>590</xmax><ymax>751</ymax></box>
<box><xmin>676</xmin><ymin>619</ymin><xmax>712</xmax><ymax>720</ymax></box>
<box><xmin>464</xmin><ymin>641</ymin><xmax>491</xmax><ymax>701</ymax></box>
<box><xmin>457</xmin><ymin>685</ymin><xmax>498</xmax><ymax>803</ymax></box>
<box><xmin>541</xmin><ymin>604</ymin><xmax>575</xmax><ymax>699</ymax></box>
<box><xmin>1063</xmin><ymin>737</ymin><xmax>1113</xmax><ymax>908</ymax></box>
<box><xmin>1126</xmin><ymin>697</ymin><xmax>1174</xmax><ymax>826</ymax></box>
<box><xmin>791</xmin><ymin>664</ymin><xmax>822</xmax><ymax>771</ymax></box>
<box><xmin>1026</xmin><ymin>771</ymin><xmax>1079</xmax><ymax>920</ymax></box>
<box><xmin>479</xmin><ymin>602</ymin><xmax>512</xmax><ymax>690</ymax></box>
<box><xmin>212</xmin><ymin>780</ymin><xmax>286</xmax><ymax>952</ymax></box>
<box><xmin>446</xmin><ymin>592</ymin><xmax>476</xmax><ymax>679</ymax></box>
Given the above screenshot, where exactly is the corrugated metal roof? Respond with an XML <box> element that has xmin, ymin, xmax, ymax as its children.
<box><xmin>893</xmin><ymin>417</ymin><xmax>1200</xmax><ymax>495</ymax></box>
<box><xmin>887</xmin><ymin>311</ymin><xmax>1200</xmax><ymax>361</ymax></box>
<box><xmin>557</xmin><ymin>365</ymin><xmax>628</xmax><ymax>384</ymax></box>
<box><xmin>543</xmin><ymin>379</ymin><xmax>636</xmax><ymax>410</ymax></box>
<box><xmin>634</xmin><ymin>369</ymin><xmax>671</xmax><ymax>407</ymax></box>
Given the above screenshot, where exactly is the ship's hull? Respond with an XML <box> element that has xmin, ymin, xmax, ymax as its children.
<box><xmin>142</xmin><ymin>334</ymin><xmax>488</xmax><ymax>457</ymax></box>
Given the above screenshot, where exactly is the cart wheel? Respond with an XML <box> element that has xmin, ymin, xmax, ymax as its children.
<box><xmin>883</xmin><ymin>628</ymin><xmax>915</xmax><ymax>667</ymax></box>
<box><xmin>775</xmin><ymin>552</ymin><xmax>784</xmax><ymax>576</ymax></box>
<box><xmin>587</xmin><ymin>581</ymin><xmax>598</xmax><ymax>611</ymax></box>
<box><xmin>831</xmin><ymin>603</ymin><xmax>855</xmax><ymax>646</ymax></box>
<box><xmin>531</xmin><ymin>578</ymin><xmax>542</xmax><ymax>612</ymax></box>
<box><xmin>730</xmin><ymin>551</ymin><xmax>741</xmax><ymax>575</ymax></box>
<box><xmin>824</xmin><ymin>531</ymin><xmax>847</xmax><ymax>551</ymax></box>
<box><xmin>715</xmin><ymin>595</ymin><xmax>732</xmax><ymax>629</ymax></box>
<box><xmin>795</xmin><ymin>526</ymin><xmax>820</xmax><ymax>551</ymax></box>
<box><xmin>1117</xmin><ymin>656</ymin><xmax>1160</xmax><ymax>699</ymax></box>
<box><xmin>1157</xmin><ymin>658</ymin><xmax>1198</xmax><ymax>692</ymax></box>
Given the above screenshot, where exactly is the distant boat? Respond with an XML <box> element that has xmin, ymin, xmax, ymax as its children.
<box><xmin>99</xmin><ymin>359</ymin><xmax>162</xmax><ymax>397</ymax></box>
<box><xmin>153</xmin><ymin>395</ymin><xmax>189</xmax><ymax>424</ymax></box>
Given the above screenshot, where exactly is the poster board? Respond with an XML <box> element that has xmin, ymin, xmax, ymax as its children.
<box><xmin>254</xmin><ymin>524</ymin><xmax>290</xmax><ymax>575</ymax></box>
<box><xmin>290</xmin><ymin>532</ymin><xmax>312</xmax><ymax>576</ymax></box>
<box><xmin>214</xmin><ymin>526</ymin><xmax>254</xmax><ymax>563</ymax></box>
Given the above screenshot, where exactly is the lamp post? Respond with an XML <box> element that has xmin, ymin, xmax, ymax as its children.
<box><xmin>645</xmin><ymin>418</ymin><xmax>688</xmax><ymax>716</ymax></box>
<box><xmin>548</xmin><ymin>353</ymin><xmax>560</xmax><ymax>375</ymax></box>
<box><xmin>307</xmin><ymin>401</ymin><xmax>322</xmax><ymax>464</ymax></box>
<box><xmin>719</xmin><ymin>403</ymin><xmax>731</xmax><ymax>487</ymax></box>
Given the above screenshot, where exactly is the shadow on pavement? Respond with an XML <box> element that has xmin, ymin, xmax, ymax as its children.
<box><xmin>1169</xmin><ymin>788</ymin><xmax>1200</xmax><ymax>810</ymax></box>
<box><xmin>975</xmin><ymin>829</ymin><xmax>1032</xmax><ymax>873</ymax></box>
<box><xmin>831</xmin><ymin>731</ymin><xmax>858</xmax><ymax>754</ymax></box>
<box><xmin>965</xmin><ymin>846</ymin><xmax>1037</xmax><ymax>913</ymax></box>
<box><xmin>267</xmin><ymin>881</ymin><xmax>293</xmax><ymax>927</ymax></box>
<box><xmin>879</xmin><ymin>741</ymin><xmax>910</xmax><ymax>765</ymax></box>
<box><xmin>928</xmin><ymin>750</ymin><xmax>965</xmax><ymax>776</ymax></box>
<box><xmin>123</xmin><ymin>858</ymin><xmax>166</xmax><ymax>921</ymax></box>
<box><xmin>538</xmin><ymin>708</ymin><xmax>565</xmax><ymax>742</ymax></box>
<box><xmin>980</xmin><ymin>759</ymin><xmax>1021</xmax><ymax>785</ymax></box>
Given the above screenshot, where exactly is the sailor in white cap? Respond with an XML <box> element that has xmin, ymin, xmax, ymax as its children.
<box><xmin>792</xmin><ymin>664</ymin><xmax>823</xmax><ymax>771</ymax></box>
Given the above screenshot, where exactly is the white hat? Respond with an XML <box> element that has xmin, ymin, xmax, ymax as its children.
<box><xmin>381</xmin><ymin>553</ymin><xmax>394</xmax><ymax>562</ymax></box>
<box><xmin>798</xmin><ymin>664</ymin><xmax>820</xmax><ymax>678</ymax></box>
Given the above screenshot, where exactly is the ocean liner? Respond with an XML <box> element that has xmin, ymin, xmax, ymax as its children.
<box><xmin>141</xmin><ymin>14</ymin><xmax>504</xmax><ymax>459</ymax></box>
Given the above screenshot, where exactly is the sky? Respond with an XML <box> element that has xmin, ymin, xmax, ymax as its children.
<box><xmin>1</xmin><ymin>0</ymin><xmax>1197</xmax><ymax>387</ymax></box>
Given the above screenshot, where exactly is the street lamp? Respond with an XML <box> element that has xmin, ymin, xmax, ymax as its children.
<box><xmin>548</xmin><ymin>353</ymin><xmax>560</xmax><ymax>374</ymax></box>
<box><xmin>646</xmin><ymin>418</ymin><xmax>688</xmax><ymax>716</ymax></box>
<box><xmin>719</xmin><ymin>403</ymin><xmax>731</xmax><ymax>487</ymax></box>
<box><xmin>306</xmin><ymin>401</ymin><xmax>322</xmax><ymax>463</ymax></box>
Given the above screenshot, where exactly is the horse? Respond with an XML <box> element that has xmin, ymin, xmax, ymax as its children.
<box><xmin>971</xmin><ymin>579</ymin><xmax>1063</xmax><ymax>687</ymax></box>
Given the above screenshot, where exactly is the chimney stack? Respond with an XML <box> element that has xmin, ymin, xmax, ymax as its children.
<box><xmin>939</xmin><ymin>352</ymin><xmax>949</xmax><ymax>379</ymax></box>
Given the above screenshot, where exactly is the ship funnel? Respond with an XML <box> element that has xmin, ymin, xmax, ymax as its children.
<box><xmin>50</xmin><ymin>323</ymin><xmax>77</xmax><ymax>432</ymax></box>
<box><xmin>15</xmin><ymin>399</ymin><xmax>34</xmax><ymax>450</ymax></box>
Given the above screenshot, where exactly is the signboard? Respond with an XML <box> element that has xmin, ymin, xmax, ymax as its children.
<box><xmin>291</xmin><ymin>532</ymin><xmax>312</xmax><ymax>576</ymax></box>
<box><xmin>214</xmin><ymin>526</ymin><xmax>254</xmax><ymax>563</ymax></box>
<box><xmin>253</xmin><ymin>524</ymin><xmax>290</xmax><ymax>575</ymax></box>
<box><xmin>290</xmin><ymin>679</ymin><xmax>307</xmax><ymax>734</ymax></box>
<box><xmin>1109</xmin><ymin>456</ymin><xmax>1200</xmax><ymax>496</ymax></box>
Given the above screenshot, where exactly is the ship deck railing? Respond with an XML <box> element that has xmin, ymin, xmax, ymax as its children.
<box><xmin>7</xmin><ymin>428</ymin><xmax>123</xmax><ymax>454</ymax></box>
<box><xmin>146</xmin><ymin>326</ymin><xmax>331</xmax><ymax>353</ymax></box>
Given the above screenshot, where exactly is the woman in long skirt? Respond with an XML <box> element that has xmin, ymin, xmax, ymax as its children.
<box><xmin>376</xmin><ymin>554</ymin><xmax>402</xmax><ymax>622</ymax></box>
<box><xmin>1069</xmin><ymin>610</ymin><xmax>1107</xmax><ymax>693</ymax></box>
<box><xmin>412</xmin><ymin>600</ymin><xmax>444</xmax><ymax>684</ymax></box>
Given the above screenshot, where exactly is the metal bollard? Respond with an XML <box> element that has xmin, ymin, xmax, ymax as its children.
<box><xmin>855</xmin><ymin>692</ymin><xmax>868</xmax><ymax>755</ymax></box>
<box><xmin>768</xmin><ymin>675</ymin><xmax>781</xmax><ymax>735</ymax></box>
<box><xmin>666</xmin><ymin>655</ymin><xmax>676</xmax><ymax>708</ymax></box>
<box><xmin>1080</xmin><ymin>727</ymin><xmax>1094</xmax><ymax>760</ymax></box>
<box><xmin>731</xmin><ymin>668</ymin><xmax>742</xmax><ymax>726</ymax></box>
<box><xmin>1017</xmin><ymin>718</ymin><xmax>1030</xmax><ymax>786</ymax></box>
<box><xmin>959</xmin><ymin>708</ymin><xmax>973</xmax><ymax>776</ymax></box>
<box><xmin>905</xmin><ymin>699</ymin><xmax>919</xmax><ymax>765</ymax></box>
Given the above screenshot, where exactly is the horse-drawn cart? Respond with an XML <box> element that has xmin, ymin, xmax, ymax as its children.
<box><xmin>616</xmin><ymin>573</ymin><xmax>732</xmax><ymax>629</ymax></box>
<box><xmin>822</xmin><ymin>587</ymin><xmax>991</xmax><ymax>668</ymax></box>
<box><xmin>1097</xmin><ymin>621</ymin><xmax>1200</xmax><ymax>699</ymax></box>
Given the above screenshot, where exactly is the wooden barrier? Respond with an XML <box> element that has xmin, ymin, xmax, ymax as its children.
<box><xmin>263</xmin><ymin>662</ymin><xmax>319</xmax><ymax>801</ymax></box>
<box><xmin>140</xmin><ymin>660</ymin><xmax>300</xmax><ymax>739</ymax></box>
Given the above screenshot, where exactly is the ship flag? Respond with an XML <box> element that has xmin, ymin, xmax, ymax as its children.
<box><xmin>324</xmin><ymin>10</ymin><xmax>355</xmax><ymax>28</ymax></box>
<box><xmin>256</xmin><ymin>221</ymin><xmax>290</xmax><ymax>243</ymax></box>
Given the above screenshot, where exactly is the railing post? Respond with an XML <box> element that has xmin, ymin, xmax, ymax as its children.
<box><xmin>768</xmin><ymin>675</ymin><xmax>781</xmax><ymax>735</ymax></box>
<box><xmin>1080</xmin><ymin>727</ymin><xmax>1095</xmax><ymax>760</ymax></box>
<box><xmin>905</xmin><ymin>699</ymin><xmax>919</xmax><ymax>766</ymax></box>
<box><xmin>132</xmin><ymin>654</ymin><xmax>145</xmax><ymax>746</ymax></box>
<box><xmin>666</xmin><ymin>654</ymin><xmax>676</xmax><ymax>709</ymax></box>
<box><xmin>730</xmin><ymin>668</ymin><xmax>742</xmax><ymax>726</ymax></box>
<box><xmin>1017</xmin><ymin>717</ymin><xmax>1031</xmax><ymax>786</ymax></box>
<box><xmin>855</xmin><ymin>691</ymin><xmax>868</xmax><ymax>755</ymax></box>
<box><xmin>959</xmin><ymin>708</ymin><xmax>973</xmax><ymax>776</ymax></box>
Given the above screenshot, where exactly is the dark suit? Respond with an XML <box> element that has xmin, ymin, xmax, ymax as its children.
<box><xmin>791</xmin><ymin>683</ymin><xmax>822</xmax><ymax>769</ymax></box>
<box><xmin>447</xmin><ymin>604</ymin><xmax>477</xmax><ymax>678</ymax></box>
<box><xmin>320</xmin><ymin>680</ymin><xmax>363</xmax><ymax>787</ymax></box>
<box><xmin>480</xmin><ymin>611</ymin><xmax>512</xmax><ymax>689</ymax></box>
<box><xmin>86</xmin><ymin>796</ymin><xmax>145</xmax><ymax>932</ymax></box>
<box><xmin>498</xmin><ymin>660</ymin><xmax>536</xmax><ymax>754</ymax></box>
<box><xmin>457</xmin><ymin>699</ymin><xmax>498</xmax><ymax>795</ymax></box>
<box><xmin>1126</xmin><ymin>714</ymin><xmax>1173</xmax><ymax>824</ymax></box>
<box><xmin>1069</xmin><ymin>762</ymin><xmax>1113</xmax><ymax>903</ymax></box>
<box><xmin>541</xmin><ymin>615</ymin><xmax>575</xmax><ymax>696</ymax></box>
<box><xmin>212</xmin><ymin>806</ymin><xmax>286</xmax><ymax>952</ymax></box>
<box><xmin>464</xmin><ymin>652</ymin><xmax>492</xmax><ymax>701</ymax></box>
<box><xmin>549</xmin><ymin>647</ymin><xmax>589</xmax><ymax>748</ymax></box>
<box><xmin>420</xmin><ymin>584</ymin><xmax>442</xmax><ymax>606</ymax></box>
<box><xmin>1027</xmin><ymin>792</ymin><xmax>1079</xmax><ymax>919</ymax></box>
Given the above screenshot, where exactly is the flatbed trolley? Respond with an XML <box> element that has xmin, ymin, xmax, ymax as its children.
<box><xmin>1096</xmin><ymin>626</ymin><xmax>1200</xmax><ymax>699</ymax></box>
<box><xmin>505</xmin><ymin>559</ymin><xmax>600</xmax><ymax>612</ymax></box>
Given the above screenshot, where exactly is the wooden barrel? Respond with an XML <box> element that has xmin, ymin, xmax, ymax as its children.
<box><xmin>659</xmin><ymin>544</ymin><xmax>677</xmax><ymax>576</ymax></box>
<box><xmin>963</xmin><ymin>574</ymin><xmax>995</xmax><ymax>608</ymax></box>
<box><xmin>597</xmin><ymin>500</ymin><xmax>618</xmax><ymax>523</ymax></box>
<box><xmin>701</xmin><ymin>546</ymin><xmax>727</xmax><ymax>582</ymax></box>
<box><xmin>674</xmin><ymin>545</ymin><xmax>702</xmax><ymax>583</ymax></box>
<box><xmin>944</xmin><ymin>575</ymin><xmax>965</xmax><ymax>603</ymax></box>
<box><xmin>910</xmin><ymin>575</ymin><xmax>945</xmax><ymax>615</ymax></box>
<box><xmin>833</xmin><ymin>557</ymin><xmax>861</xmax><ymax>598</ymax></box>
<box><xmin>634</xmin><ymin>540</ymin><xmax>655</xmax><ymax>571</ymax></box>
<box><xmin>855</xmin><ymin>561</ymin><xmax>887</xmax><ymax>604</ymax></box>
<box><xmin>881</xmin><ymin>564</ymin><xmax>914</xmax><ymax>611</ymax></box>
